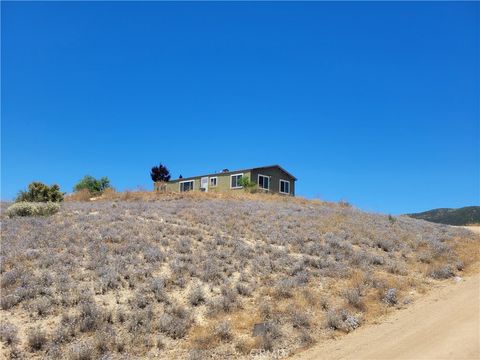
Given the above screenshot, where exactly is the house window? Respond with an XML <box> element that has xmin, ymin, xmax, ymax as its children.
<box><xmin>258</xmin><ymin>174</ymin><xmax>269</xmax><ymax>190</ymax></box>
<box><xmin>230</xmin><ymin>173</ymin><xmax>243</xmax><ymax>189</ymax></box>
<box><xmin>210</xmin><ymin>177</ymin><xmax>218</xmax><ymax>187</ymax></box>
<box><xmin>279</xmin><ymin>179</ymin><xmax>290</xmax><ymax>194</ymax></box>
<box><xmin>179</xmin><ymin>180</ymin><xmax>194</xmax><ymax>192</ymax></box>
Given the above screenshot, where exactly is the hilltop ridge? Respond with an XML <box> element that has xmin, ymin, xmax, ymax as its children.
<box><xmin>407</xmin><ymin>206</ymin><xmax>480</xmax><ymax>226</ymax></box>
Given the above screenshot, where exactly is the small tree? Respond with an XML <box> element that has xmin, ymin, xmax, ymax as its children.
<box><xmin>74</xmin><ymin>175</ymin><xmax>111</xmax><ymax>195</ymax></box>
<box><xmin>150</xmin><ymin>164</ymin><xmax>171</xmax><ymax>182</ymax></box>
<box><xmin>16</xmin><ymin>182</ymin><xmax>64</xmax><ymax>202</ymax></box>
<box><xmin>238</xmin><ymin>176</ymin><xmax>256</xmax><ymax>191</ymax></box>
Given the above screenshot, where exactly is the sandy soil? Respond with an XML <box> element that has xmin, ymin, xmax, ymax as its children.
<box><xmin>292</xmin><ymin>273</ymin><xmax>480</xmax><ymax>360</ymax></box>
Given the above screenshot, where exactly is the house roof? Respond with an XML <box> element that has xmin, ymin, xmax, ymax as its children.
<box><xmin>168</xmin><ymin>165</ymin><xmax>297</xmax><ymax>182</ymax></box>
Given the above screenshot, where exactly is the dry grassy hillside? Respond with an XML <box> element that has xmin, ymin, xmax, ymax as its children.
<box><xmin>1</xmin><ymin>193</ymin><xmax>478</xmax><ymax>359</ymax></box>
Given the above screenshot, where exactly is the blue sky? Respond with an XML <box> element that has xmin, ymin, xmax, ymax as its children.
<box><xmin>2</xmin><ymin>2</ymin><xmax>478</xmax><ymax>214</ymax></box>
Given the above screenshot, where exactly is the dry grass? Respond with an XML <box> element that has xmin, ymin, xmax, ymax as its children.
<box><xmin>0</xmin><ymin>194</ymin><xmax>478</xmax><ymax>358</ymax></box>
<box><xmin>66</xmin><ymin>187</ymin><xmax>331</xmax><ymax>207</ymax></box>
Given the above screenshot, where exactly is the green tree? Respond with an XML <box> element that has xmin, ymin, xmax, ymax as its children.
<box><xmin>74</xmin><ymin>175</ymin><xmax>111</xmax><ymax>195</ymax></box>
<box><xmin>16</xmin><ymin>182</ymin><xmax>64</xmax><ymax>202</ymax></box>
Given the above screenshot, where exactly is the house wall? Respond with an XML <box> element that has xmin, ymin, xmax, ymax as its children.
<box><xmin>208</xmin><ymin>170</ymin><xmax>251</xmax><ymax>193</ymax></box>
<box><xmin>157</xmin><ymin>167</ymin><xmax>295</xmax><ymax>195</ymax></box>
<box><xmin>161</xmin><ymin>171</ymin><xmax>252</xmax><ymax>193</ymax></box>
<box><xmin>250</xmin><ymin>167</ymin><xmax>295</xmax><ymax>195</ymax></box>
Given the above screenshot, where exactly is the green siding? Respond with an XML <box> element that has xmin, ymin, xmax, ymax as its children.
<box><xmin>161</xmin><ymin>171</ymin><xmax>252</xmax><ymax>193</ymax></box>
<box><xmin>156</xmin><ymin>166</ymin><xmax>295</xmax><ymax>196</ymax></box>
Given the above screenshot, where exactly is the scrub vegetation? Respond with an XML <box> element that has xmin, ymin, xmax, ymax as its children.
<box><xmin>1</xmin><ymin>192</ymin><xmax>478</xmax><ymax>359</ymax></box>
<box><xmin>15</xmin><ymin>182</ymin><xmax>64</xmax><ymax>203</ymax></box>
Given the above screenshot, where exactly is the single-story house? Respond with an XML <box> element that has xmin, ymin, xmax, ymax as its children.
<box><xmin>155</xmin><ymin>165</ymin><xmax>297</xmax><ymax>196</ymax></box>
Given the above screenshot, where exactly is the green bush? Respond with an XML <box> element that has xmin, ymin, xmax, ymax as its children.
<box><xmin>238</xmin><ymin>176</ymin><xmax>256</xmax><ymax>192</ymax></box>
<box><xmin>74</xmin><ymin>175</ymin><xmax>111</xmax><ymax>195</ymax></box>
<box><xmin>6</xmin><ymin>202</ymin><xmax>60</xmax><ymax>217</ymax></box>
<box><xmin>16</xmin><ymin>182</ymin><xmax>64</xmax><ymax>203</ymax></box>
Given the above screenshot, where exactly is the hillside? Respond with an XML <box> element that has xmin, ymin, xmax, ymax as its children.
<box><xmin>407</xmin><ymin>206</ymin><xmax>480</xmax><ymax>226</ymax></box>
<box><xmin>1</xmin><ymin>193</ymin><xmax>479</xmax><ymax>359</ymax></box>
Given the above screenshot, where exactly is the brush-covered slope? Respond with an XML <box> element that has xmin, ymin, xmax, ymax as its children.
<box><xmin>1</xmin><ymin>194</ymin><xmax>478</xmax><ymax>359</ymax></box>
<box><xmin>407</xmin><ymin>206</ymin><xmax>480</xmax><ymax>226</ymax></box>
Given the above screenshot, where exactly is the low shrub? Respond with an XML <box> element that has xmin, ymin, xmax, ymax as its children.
<box><xmin>68</xmin><ymin>340</ymin><xmax>94</xmax><ymax>360</ymax></box>
<box><xmin>326</xmin><ymin>309</ymin><xmax>360</xmax><ymax>332</ymax></box>
<box><xmin>275</xmin><ymin>278</ymin><xmax>296</xmax><ymax>298</ymax></box>
<box><xmin>159</xmin><ymin>313</ymin><xmax>189</xmax><ymax>339</ymax></box>
<box><xmin>128</xmin><ymin>308</ymin><xmax>152</xmax><ymax>334</ymax></box>
<box><xmin>150</xmin><ymin>277</ymin><xmax>168</xmax><ymax>303</ymax></box>
<box><xmin>1</xmin><ymin>269</ymin><xmax>22</xmax><ymax>288</ymax></box>
<box><xmin>340</xmin><ymin>310</ymin><xmax>360</xmax><ymax>332</ymax></box>
<box><xmin>77</xmin><ymin>301</ymin><xmax>101</xmax><ymax>332</ymax></box>
<box><xmin>189</xmin><ymin>286</ymin><xmax>205</xmax><ymax>306</ymax></box>
<box><xmin>319</xmin><ymin>297</ymin><xmax>330</xmax><ymax>311</ymax></box>
<box><xmin>0</xmin><ymin>294</ymin><xmax>20</xmax><ymax>310</ymax></box>
<box><xmin>387</xmin><ymin>260</ymin><xmax>408</xmax><ymax>275</ymax></box>
<box><xmin>217</xmin><ymin>287</ymin><xmax>238</xmax><ymax>312</ymax></box>
<box><xmin>298</xmin><ymin>329</ymin><xmax>314</xmax><ymax>345</ymax></box>
<box><xmin>236</xmin><ymin>282</ymin><xmax>252</xmax><ymax>297</ymax></box>
<box><xmin>215</xmin><ymin>321</ymin><xmax>232</xmax><ymax>342</ymax></box>
<box><xmin>6</xmin><ymin>202</ymin><xmax>37</xmax><ymax>217</ymax></box>
<box><xmin>27</xmin><ymin>327</ymin><xmax>48</xmax><ymax>351</ymax></box>
<box><xmin>156</xmin><ymin>336</ymin><xmax>165</xmax><ymax>350</ymax></box>
<box><xmin>382</xmin><ymin>288</ymin><xmax>398</xmax><ymax>306</ymax></box>
<box><xmin>6</xmin><ymin>202</ymin><xmax>60</xmax><ymax>217</ymax></box>
<box><xmin>429</xmin><ymin>265</ymin><xmax>455</xmax><ymax>279</ymax></box>
<box><xmin>325</xmin><ymin>310</ymin><xmax>342</xmax><ymax>330</ymax></box>
<box><xmin>255</xmin><ymin>322</ymin><xmax>281</xmax><ymax>351</ymax></box>
<box><xmin>32</xmin><ymin>297</ymin><xmax>52</xmax><ymax>317</ymax></box>
<box><xmin>189</xmin><ymin>349</ymin><xmax>205</xmax><ymax>360</ymax></box>
<box><xmin>0</xmin><ymin>322</ymin><xmax>18</xmax><ymax>345</ymax></box>
<box><xmin>291</xmin><ymin>309</ymin><xmax>310</xmax><ymax>329</ymax></box>
<box><xmin>376</xmin><ymin>239</ymin><xmax>395</xmax><ymax>252</ymax></box>
<box><xmin>144</xmin><ymin>246</ymin><xmax>165</xmax><ymax>263</ymax></box>
<box><xmin>94</xmin><ymin>332</ymin><xmax>110</xmax><ymax>354</ymax></box>
<box><xmin>344</xmin><ymin>287</ymin><xmax>365</xmax><ymax>311</ymax></box>
<box><xmin>53</xmin><ymin>314</ymin><xmax>78</xmax><ymax>344</ymax></box>
<box><xmin>159</xmin><ymin>307</ymin><xmax>191</xmax><ymax>339</ymax></box>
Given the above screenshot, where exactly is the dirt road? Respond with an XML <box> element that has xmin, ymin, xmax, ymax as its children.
<box><xmin>292</xmin><ymin>273</ymin><xmax>480</xmax><ymax>360</ymax></box>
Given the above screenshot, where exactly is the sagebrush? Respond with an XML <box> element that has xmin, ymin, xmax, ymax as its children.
<box><xmin>0</xmin><ymin>195</ymin><xmax>478</xmax><ymax>358</ymax></box>
<box><xmin>6</xmin><ymin>201</ymin><xmax>60</xmax><ymax>217</ymax></box>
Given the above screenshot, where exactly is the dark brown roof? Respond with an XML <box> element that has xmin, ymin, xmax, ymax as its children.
<box><xmin>169</xmin><ymin>165</ymin><xmax>297</xmax><ymax>182</ymax></box>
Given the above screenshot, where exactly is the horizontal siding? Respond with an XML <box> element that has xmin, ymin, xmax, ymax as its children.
<box><xmin>160</xmin><ymin>171</ymin><xmax>251</xmax><ymax>193</ymax></box>
<box><xmin>156</xmin><ymin>166</ymin><xmax>295</xmax><ymax>195</ymax></box>
<box><xmin>251</xmin><ymin>168</ymin><xmax>295</xmax><ymax>195</ymax></box>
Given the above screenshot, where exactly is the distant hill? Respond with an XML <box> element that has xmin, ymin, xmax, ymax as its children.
<box><xmin>407</xmin><ymin>206</ymin><xmax>480</xmax><ymax>226</ymax></box>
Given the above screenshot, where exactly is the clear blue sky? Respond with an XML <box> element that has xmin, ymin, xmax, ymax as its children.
<box><xmin>2</xmin><ymin>2</ymin><xmax>479</xmax><ymax>214</ymax></box>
